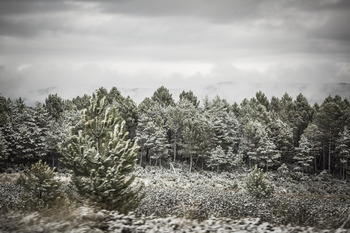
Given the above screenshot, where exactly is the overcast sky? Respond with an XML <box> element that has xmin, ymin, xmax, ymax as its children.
<box><xmin>0</xmin><ymin>0</ymin><xmax>350</xmax><ymax>104</ymax></box>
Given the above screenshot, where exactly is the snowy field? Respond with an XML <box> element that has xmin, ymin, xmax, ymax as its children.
<box><xmin>1</xmin><ymin>166</ymin><xmax>350</xmax><ymax>232</ymax></box>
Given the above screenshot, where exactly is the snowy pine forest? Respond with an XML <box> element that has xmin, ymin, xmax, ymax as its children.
<box><xmin>1</xmin><ymin>86</ymin><xmax>350</xmax><ymax>176</ymax></box>
<box><xmin>1</xmin><ymin>86</ymin><xmax>350</xmax><ymax>232</ymax></box>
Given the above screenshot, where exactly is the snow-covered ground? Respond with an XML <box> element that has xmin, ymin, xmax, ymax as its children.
<box><xmin>1</xmin><ymin>166</ymin><xmax>350</xmax><ymax>232</ymax></box>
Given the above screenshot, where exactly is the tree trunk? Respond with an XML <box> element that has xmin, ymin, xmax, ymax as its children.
<box><xmin>313</xmin><ymin>145</ymin><xmax>317</xmax><ymax>172</ymax></box>
<box><xmin>189</xmin><ymin>154</ymin><xmax>193</xmax><ymax>172</ymax></box>
<box><xmin>346</xmin><ymin>160</ymin><xmax>348</xmax><ymax>180</ymax></box>
<box><xmin>314</xmin><ymin>153</ymin><xmax>317</xmax><ymax>173</ymax></box>
<box><xmin>323</xmin><ymin>143</ymin><xmax>326</xmax><ymax>170</ymax></box>
<box><xmin>140</xmin><ymin>146</ymin><xmax>143</xmax><ymax>166</ymax></box>
<box><xmin>173</xmin><ymin>137</ymin><xmax>177</xmax><ymax>162</ymax></box>
<box><xmin>328</xmin><ymin>139</ymin><xmax>331</xmax><ymax>173</ymax></box>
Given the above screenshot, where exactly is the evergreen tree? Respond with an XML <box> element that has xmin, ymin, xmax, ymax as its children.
<box><xmin>208</xmin><ymin>146</ymin><xmax>226</xmax><ymax>173</ymax></box>
<box><xmin>246</xmin><ymin>165</ymin><xmax>274</xmax><ymax>198</ymax></box>
<box><xmin>269</xmin><ymin>117</ymin><xmax>294</xmax><ymax>163</ymax></box>
<box><xmin>181</xmin><ymin>114</ymin><xmax>213</xmax><ymax>172</ymax></box>
<box><xmin>108</xmin><ymin>86</ymin><xmax>123</xmax><ymax>104</ymax></box>
<box><xmin>315</xmin><ymin>101</ymin><xmax>343</xmax><ymax>173</ymax></box>
<box><xmin>293</xmin><ymin>93</ymin><xmax>313</xmax><ymax>146</ymax></box>
<box><xmin>0</xmin><ymin>130</ymin><xmax>8</xmax><ymax>170</ymax></box>
<box><xmin>151</xmin><ymin>86</ymin><xmax>175</xmax><ymax>107</ymax></box>
<box><xmin>179</xmin><ymin>90</ymin><xmax>200</xmax><ymax>108</ymax></box>
<box><xmin>5</xmin><ymin>99</ymin><xmax>37</xmax><ymax>164</ymax></box>
<box><xmin>45</xmin><ymin>94</ymin><xmax>64</xmax><ymax>122</ymax></box>
<box><xmin>256</xmin><ymin>136</ymin><xmax>281</xmax><ymax>172</ymax></box>
<box><xmin>166</xmin><ymin>99</ymin><xmax>198</xmax><ymax>163</ymax></box>
<box><xmin>138</xmin><ymin>97</ymin><xmax>154</xmax><ymax>116</ymax></box>
<box><xmin>3</xmin><ymin>101</ymin><xmax>53</xmax><ymax>166</ymax></box>
<box><xmin>336</xmin><ymin>126</ymin><xmax>350</xmax><ymax>179</ymax></box>
<box><xmin>59</xmin><ymin>92</ymin><xmax>142</xmax><ymax>212</ymax></box>
<box><xmin>136</xmin><ymin>113</ymin><xmax>169</xmax><ymax>166</ymax></box>
<box><xmin>208</xmin><ymin>145</ymin><xmax>237</xmax><ymax>172</ymax></box>
<box><xmin>301</xmin><ymin>123</ymin><xmax>322</xmax><ymax>172</ymax></box>
<box><xmin>32</xmin><ymin>102</ymin><xmax>52</xmax><ymax>162</ymax></box>
<box><xmin>270</xmin><ymin>96</ymin><xmax>281</xmax><ymax>113</ymax></box>
<box><xmin>0</xmin><ymin>94</ymin><xmax>11</xmax><ymax>127</ymax></box>
<box><xmin>72</xmin><ymin>94</ymin><xmax>91</xmax><ymax>110</ymax></box>
<box><xmin>255</xmin><ymin>91</ymin><xmax>270</xmax><ymax>111</ymax></box>
<box><xmin>17</xmin><ymin>160</ymin><xmax>61</xmax><ymax>210</ymax></box>
<box><xmin>294</xmin><ymin>135</ymin><xmax>314</xmax><ymax>172</ymax></box>
<box><xmin>231</xmin><ymin>102</ymin><xmax>240</xmax><ymax>117</ymax></box>
<box><xmin>113</xmin><ymin>96</ymin><xmax>138</xmax><ymax>139</ymax></box>
<box><xmin>204</xmin><ymin>96</ymin><xmax>239</xmax><ymax>153</ymax></box>
<box><xmin>239</xmin><ymin>120</ymin><xmax>267</xmax><ymax>168</ymax></box>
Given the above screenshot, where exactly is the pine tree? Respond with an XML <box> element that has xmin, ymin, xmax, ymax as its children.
<box><xmin>204</xmin><ymin>96</ymin><xmax>239</xmax><ymax>153</ymax></box>
<box><xmin>179</xmin><ymin>90</ymin><xmax>200</xmax><ymax>108</ymax></box>
<box><xmin>114</xmin><ymin>96</ymin><xmax>139</xmax><ymax>139</ymax></box>
<box><xmin>208</xmin><ymin>145</ymin><xmax>232</xmax><ymax>173</ymax></box>
<box><xmin>166</xmin><ymin>99</ymin><xmax>198</xmax><ymax>163</ymax></box>
<box><xmin>5</xmin><ymin>99</ymin><xmax>37</xmax><ymax>164</ymax></box>
<box><xmin>293</xmin><ymin>94</ymin><xmax>313</xmax><ymax>145</ymax></box>
<box><xmin>0</xmin><ymin>130</ymin><xmax>8</xmax><ymax>170</ymax></box>
<box><xmin>32</xmin><ymin>102</ymin><xmax>52</xmax><ymax>162</ymax></box>
<box><xmin>336</xmin><ymin>126</ymin><xmax>350</xmax><ymax>179</ymax></box>
<box><xmin>315</xmin><ymin>101</ymin><xmax>343</xmax><ymax>173</ymax></box>
<box><xmin>240</xmin><ymin>120</ymin><xmax>267</xmax><ymax>168</ymax></box>
<box><xmin>45</xmin><ymin>94</ymin><xmax>64</xmax><ymax>122</ymax></box>
<box><xmin>269</xmin><ymin>117</ymin><xmax>294</xmax><ymax>163</ymax></box>
<box><xmin>255</xmin><ymin>91</ymin><xmax>270</xmax><ymax>111</ymax></box>
<box><xmin>256</xmin><ymin>136</ymin><xmax>281</xmax><ymax>172</ymax></box>
<box><xmin>301</xmin><ymin>123</ymin><xmax>322</xmax><ymax>172</ymax></box>
<box><xmin>59</xmin><ymin>92</ymin><xmax>142</xmax><ymax>212</ymax></box>
<box><xmin>136</xmin><ymin>114</ymin><xmax>169</xmax><ymax>166</ymax></box>
<box><xmin>246</xmin><ymin>165</ymin><xmax>274</xmax><ymax>198</ymax></box>
<box><xmin>72</xmin><ymin>94</ymin><xmax>91</xmax><ymax>110</ymax></box>
<box><xmin>151</xmin><ymin>86</ymin><xmax>175</xmax><ymax>107</ymax></box>
<box><xmin>0</xmin><ymin>94</ymin><xmax>11</xmax><ymax>127</ymax></box>
<box><xmin>181</xmin><ymin>114</ymin><xmax>213</xmax><ymax>172</ymax></box>
<box><xmin>294</xmin><ymin>135</ymin><xmax>314</xmax><ymax>172</ymax></box>
<box><xmin>270</xmin><ymin>96</ymin><xmax>281</xmax><ymax>113</ymax></box>
<box><xmin>108</xmin><ymin>86</ymin><xmax>123</xmax><ymax>104</ymax></box>
<box><xmin>17</xmin><ymin>160</ymin><xmax>61</xmax><ymax>210</ymax></box>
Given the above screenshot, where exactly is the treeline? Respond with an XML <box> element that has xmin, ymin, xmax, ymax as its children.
<box><xmin>0</xmin><ymin>86</ymin><xmax>350</xmax><ymax>178</ymax></box>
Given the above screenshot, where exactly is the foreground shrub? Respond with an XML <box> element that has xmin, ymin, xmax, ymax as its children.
<box><xmin>246</xmin><ymin>165</ymin><xmax>274</xmax><ymax>198</ymax></box>
<box><xmin>17</xmin><ymin>160</ymin><xmax>61</xmax><ymax>210</ymax></box>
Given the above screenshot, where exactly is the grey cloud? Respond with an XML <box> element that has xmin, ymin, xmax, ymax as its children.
<box><xmin>90</xmin><ymin>0</ymin><xmax>264</xmax><ymax>22</ymax></box>
<box><xmin>0</xmin><ymin>59</ymin><xmax>349</xmax><ymax>105</ymax></box>
<box><xmin>311</xmin><ymin>11</ymin><xmax>350</xmax><ymax>42</ymax></box>
<box><xmin>0</xmin><ymin>0</ymin><xmax>98</xmax><ymax>38</ymax></box>
<box><xmin>36</xmin><ymin>87</ymin><xmax>57</xmax><ymax>96</ymax></box>
<box><xmin>0</xmin><ymin>0</ymin><xmax>349</xmax><ymax>105</ymax></box>
<box><xmin>0</xmin><ymin>0</ymin><xmax>69</xmax><ymax>15</ymax></box>
<box><xmin>281</xmin><ymin>0</ymin><xmax>350</xmax><ymax>12</ymax></box>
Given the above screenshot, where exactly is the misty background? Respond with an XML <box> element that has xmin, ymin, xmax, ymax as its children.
<box><xmin>0</xmin><ymin>0</ymin><xmax>349</xmax><ymax>105</ymax></box>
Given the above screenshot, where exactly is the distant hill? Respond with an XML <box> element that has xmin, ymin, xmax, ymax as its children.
<box><xmin>119</xmin><ymin>82</ymin><xmax>350</xmax><ymax>104</ymax></box>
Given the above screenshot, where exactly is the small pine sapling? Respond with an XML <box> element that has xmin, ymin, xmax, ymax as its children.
<box><xmin>17</xmin><ymin>160</ymin><xmax>61</xmax><ymax>210</ymax></box>
<box><xmin>246</xmin><ymin>165</ymin><xmax>274</xmax><ymax>198</ymax></box>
